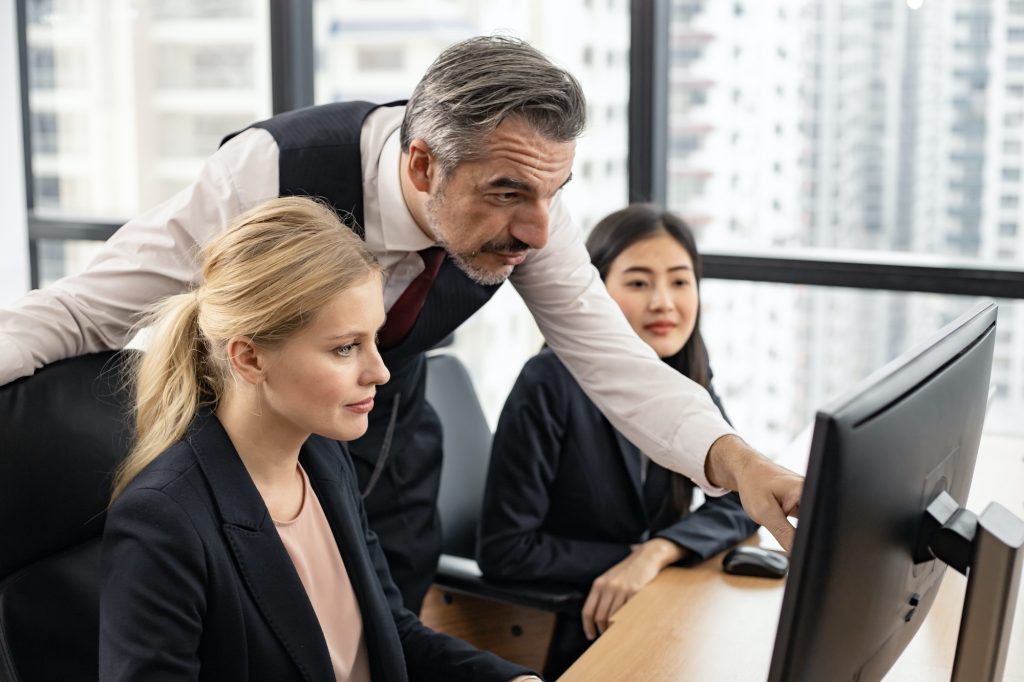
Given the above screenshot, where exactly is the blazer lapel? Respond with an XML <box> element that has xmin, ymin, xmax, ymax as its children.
<box><xmin>300</xmin><ymin>438</ymin><xmax>408</xmax><ymax>681</ymax></box>
<box><xmin>611</xmin><ymin>428</ymin><xmax>649</xmax><ymax>519</ymax></box>
<box><xmin>187</xmin><ymin>412</ymin><xmax>335</xmax><ymax>682</ymax></box>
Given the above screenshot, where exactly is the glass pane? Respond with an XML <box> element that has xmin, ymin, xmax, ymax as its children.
<box><xmin>36</xmin><ymin>238</ymin><xmax>105</xmax><ymax>286</ymax></box>
<box><xmin>314</xmin><ymin>0</ymin><xmax>631</xmax><ymax>424</ymax></box>
<box><xmin>313</xmin><ymin>0</ymin><xmax>629</xmax><ymax>231</ymax></box>
<box><xmin>667</xmin><ymin>0</ymin><xmax>1024</xmax><ymax>269</ymax></box>
<box><xmin>24</xmin><ymin>0</ymin><xmax>272</xmax><ymax>221</ymax></box>
<box><xmin>699</xmin><ymin>280</ymin><xmax>1024</xmax><ymax>457</ymax></box>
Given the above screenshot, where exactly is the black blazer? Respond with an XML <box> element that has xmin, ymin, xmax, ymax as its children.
<box><xmin>100</xmin><ymin>411</ymin><xmax>532</xmax><ymax>682</ymax></box>
<box><xmin>478</xmin><ymin>349</ymin><xmax>759</xmax><ymax>586</ymax></box>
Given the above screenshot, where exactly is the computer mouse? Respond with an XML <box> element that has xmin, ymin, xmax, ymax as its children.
<box><xmin>722</xmin><ymin>546</ymin><xmax>789</xmax><ymax>579</ymax></box>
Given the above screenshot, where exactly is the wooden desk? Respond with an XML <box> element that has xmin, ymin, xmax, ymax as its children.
<box><xmin>560</xmin><ymin>432</ymin><xmax>1024</xmax><ymax>681</ymax></box>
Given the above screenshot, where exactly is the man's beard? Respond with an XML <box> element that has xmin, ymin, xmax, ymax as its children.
<box><xmin>426</xmin><ymin>193</ymin><xmax>529</xmax><ymax>287</ymax></box>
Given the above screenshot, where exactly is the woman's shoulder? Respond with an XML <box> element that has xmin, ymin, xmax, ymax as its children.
<box><xmin>518</xmin><ymin>347</ymin><xmax>574</xmax><ymax>386</ymax></box>
<box><xmin>114</xmin><ymin>439</ymin><xmax>201</xmax><ymax>506</ymax></box>
<box><xmin>501</xmin><ymin>348</ymin><xmax>591</xmax><ymax>422</ymax></box>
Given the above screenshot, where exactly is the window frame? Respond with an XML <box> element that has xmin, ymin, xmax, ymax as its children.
<box><xmin>14</xmin><ymin>0</ymin><xmax>1024</xmax><ymax>300</ymax></box>
<box><xmin>15</xmin><ymin>0</ymin><xmax>314</xmax><ymax>288</ymax></box>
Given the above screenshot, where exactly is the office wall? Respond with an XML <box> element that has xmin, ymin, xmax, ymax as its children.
<box><xmin>0</xmin><ymin>0</ymin><xmax>29</xmax><ymax>305</ymax></box>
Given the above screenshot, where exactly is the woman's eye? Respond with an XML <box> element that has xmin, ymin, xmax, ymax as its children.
<box><xmin>674</xmin><ymin>279</ymin><xmax>691</xmax><ymax>287</ymax></box>
<box><xmin>626</xmin><ymin>280</ymin><xmax>649</xmax><ymax>289</ymax></box>
<box><xmin>334</xmin><ymin>343</ymin><xmax>358</xmax><ymax>357</ymax></box>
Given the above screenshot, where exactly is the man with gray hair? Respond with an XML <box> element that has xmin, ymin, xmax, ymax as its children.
<box><xmin>0</xmin><ymin>36</ymin><xmax>802</xmax><ymax>616</ymax></box>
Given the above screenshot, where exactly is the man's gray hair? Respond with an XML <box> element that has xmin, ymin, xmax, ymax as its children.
<box><xmin>400</xmin><ymin>35</ymin><xmax>587</xmax><ymax>173</ymax></box>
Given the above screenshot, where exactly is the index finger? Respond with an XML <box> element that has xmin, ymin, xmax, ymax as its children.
<box><xmin>757</xmin><ymin>502</ymin><xmax>797</xmax><ymax>552</ymax></box>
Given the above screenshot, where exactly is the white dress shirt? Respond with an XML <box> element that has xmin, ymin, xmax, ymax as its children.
<box><xmin>0</xmin><ymin>105</ymin><xmax>734</xmax><ymax>493</ymax></box>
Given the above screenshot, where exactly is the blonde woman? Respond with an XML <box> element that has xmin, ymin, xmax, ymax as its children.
<box><xmin>99</xmin><ymin>197</ymin><xmax>537</xmax><ymax>682</ymax></box>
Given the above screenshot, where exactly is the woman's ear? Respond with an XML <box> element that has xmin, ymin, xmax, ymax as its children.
<box><xmin>225</xmin><ymin>336</ymin><xmax>265</xmax><ymax>385</ymax></box>
<box><xmin>405</xmin><ymin>138</ymin><xmax>437</xmax><ymax>193</ymax></box>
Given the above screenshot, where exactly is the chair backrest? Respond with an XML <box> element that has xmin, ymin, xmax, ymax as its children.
<box><xmin>0</xmin><ymin>351</ymin><xmax>136</xmax><ymax>682</ymax></box>
<box><xmin>425</xmin><ymin>354</ymin><xmax>493</xmax><ymax>560</ymax></box>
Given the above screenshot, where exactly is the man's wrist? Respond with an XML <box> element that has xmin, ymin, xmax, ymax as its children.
<box><xmin>704</xmin><ymin>434</ymin><xmax>753</xmax><ymax>491</ymax></box>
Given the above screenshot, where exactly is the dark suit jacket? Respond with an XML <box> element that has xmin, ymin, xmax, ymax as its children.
<box><xmin>477</xmin><ymin>349</ymin><xmax>759</xmax><ymax>586</ymax></box>
<box><xmin>100</xmin><ymin>411</ymin><xmax>532</xmax><ymax>682</ymax></box>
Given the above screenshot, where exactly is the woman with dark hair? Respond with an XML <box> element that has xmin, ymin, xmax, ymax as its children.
<box><xmin>477</xmin><ymin>204</ymin><xmax>759</xmax><ymax>677</ymax></box>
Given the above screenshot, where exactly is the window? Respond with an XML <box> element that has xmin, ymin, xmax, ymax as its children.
<box><xmin>157</xmin><ymin>45</ymin><xmax>255</xmax><ymax>90</ymax></box>
<box><xmin>666</xmin><ymin>0</ymin><xmax>1024</xmax><ymax>262</ymax></box>
<box><xmin>355</xmin><ymin>46</ymin><xmax>404</xmax><ymax>72</ymax></box>
<box><xmin>702</xmin><ymin>283</ymin><xmax>1024</xmax><ymax>447</ymax></box>
<box><xmin>26</xmin><ymin>0</ymin><xmax>55</xmax><ymax>25</ymax></box>
<box><xmin>14</xmin><ymin>0</ymin><xmax>1024</xmax><ymax>441</ymax></box>
<box><xmin>36</xmin><ymin>239</ymin><xmax>104</xmax><ymax>288</ymax></box>
<box><xmin>30</xmin><ymin>112</ymin><xmax>58</xmax><ymax>155</ymax></box>
<box><xmin>22</xmin><ymin>1</ymin><xmax>271</xmax><ymax>230</ymax></box>
<box><xmin>152</xmin><ymin>0</ymin><xmax>254</xmax><ymax>20</ymax></box>
<box><xmin>35</xmin><ymin>176</ymin><xmax>60</xmax><ymax>209</ymax></box>
<box><xmin>28</xmin><ymin>47</ymin><xmax>55</xmax><ymax>90</ymax></box>
<box><xmin>158</xmin><ymin>113</ymin><xmax>253</xmax><ymax>158</ymax></box>
<box><xmin>672</xmin><ymin>133</ymin><xmax>703</xmax><ymax>155</ymax></box>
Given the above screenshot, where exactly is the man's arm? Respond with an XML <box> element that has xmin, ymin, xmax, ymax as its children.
<box><xmin>705</xmin><ymin>434</ymin><xmax>802</xmax><ymax>550</ymax></box>
<box><xmin>0</xmin><ymin>128</ymin><xmax>279</xmax><ymax>385</ymax></box>
<box><xmin>511</xmin><ymin>197</ymin><xmax>802</xmax><ymax>549</ymax></box>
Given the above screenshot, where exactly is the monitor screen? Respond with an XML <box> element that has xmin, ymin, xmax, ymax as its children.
<box><xmin>768</xmin><ymin>301</ymin><xmax>997</xmax><ymax>682</ymax></box>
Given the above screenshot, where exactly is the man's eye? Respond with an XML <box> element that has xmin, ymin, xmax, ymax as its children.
<box><xmin>493</xmin><ymin>193</ymin><xmax>518</xmax><ymax>204</ymax></box>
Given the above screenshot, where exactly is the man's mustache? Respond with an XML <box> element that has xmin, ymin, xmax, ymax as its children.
<box><xmin>480</xmin><ymin>238</ymin><xmax>531</xmax><ymax>254</ymax></box>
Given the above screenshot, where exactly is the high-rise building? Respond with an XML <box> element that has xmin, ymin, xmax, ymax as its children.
<box><xmin>19</xmin><ymin>0</ymin><xmax>1020</xmax><ymax>440</ymax></box>
<box><xmin>26</xmin><ymin>0</ymin><xmax>271</xmax><ymax>284</ymax></box>
<box><xmin>669</xmin><ymin>0</ymin><xmax>1023</xmax><ymax>448</ymax></box>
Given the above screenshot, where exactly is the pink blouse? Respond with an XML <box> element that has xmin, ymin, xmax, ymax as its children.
<box><xmin>274</xmin><ymin>466</ymin><xmax>372</xmax><ymax>682</ymax></box>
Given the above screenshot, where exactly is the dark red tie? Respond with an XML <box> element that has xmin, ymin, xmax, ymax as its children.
<box><xmin>378</xmin><ymin>247</ymin><xmax>445</xmax><ymax>350</ymax></box>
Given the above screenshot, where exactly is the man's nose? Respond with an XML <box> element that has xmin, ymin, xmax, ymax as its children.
<box><xmin>510</xmin><ymin>201</ymin><xmax>550</xmax><ymax>251</ymax></box>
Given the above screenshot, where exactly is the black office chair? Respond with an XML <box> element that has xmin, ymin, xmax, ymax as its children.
<box><xmin>425</xmin><ymin>353</ymin><xmax>585</xmax><ymax>621</ymax></box>
<box><xmin>0</xmin><ymin>351</ymin><xmax>136</xmax><ymax>682</ymax></box>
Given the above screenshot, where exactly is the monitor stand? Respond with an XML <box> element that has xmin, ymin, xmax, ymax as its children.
<box><xmin>917</xmin><ymin>491</ymin><xmax>1024</xmax><ymax>682</ymax></box>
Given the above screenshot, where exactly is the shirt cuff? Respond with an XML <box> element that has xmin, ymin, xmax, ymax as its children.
<box><xmin>679</xmin><ymin>418</ymin><xmax>735</xmax><ymax>497</ymax></box>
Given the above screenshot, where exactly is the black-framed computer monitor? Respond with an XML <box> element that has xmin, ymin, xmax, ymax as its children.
<box><xmin>767</xmin><ymin>300</ymin><xmax>1008</xmax><ymax>681</ymax></box>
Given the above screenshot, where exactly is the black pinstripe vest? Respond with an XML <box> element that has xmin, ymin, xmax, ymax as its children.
<box><xmin>223</xmin><ymin>101</ymin><xmax>503</xmax><ymax>486</ymax></box>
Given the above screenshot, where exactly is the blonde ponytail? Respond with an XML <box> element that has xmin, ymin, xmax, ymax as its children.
<box><xmin>111</xmin><ymin>292</ymin><xmax>214</xmax><ymax>500</ymax></box>
<box><xmin>111</xmin><ymin>196</ymin><xmax>379</xmax><ymax>502</ymax></box>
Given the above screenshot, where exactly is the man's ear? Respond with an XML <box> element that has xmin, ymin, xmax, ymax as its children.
<box><xmin>405</xmin><ymin>138</ymin><xmax>437</xmax><ymax>193</ymax></box>
<box><xmin>225</xmin><ymin>336</ymin><xmax>265</xmax><ymax>386</ymax></box>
